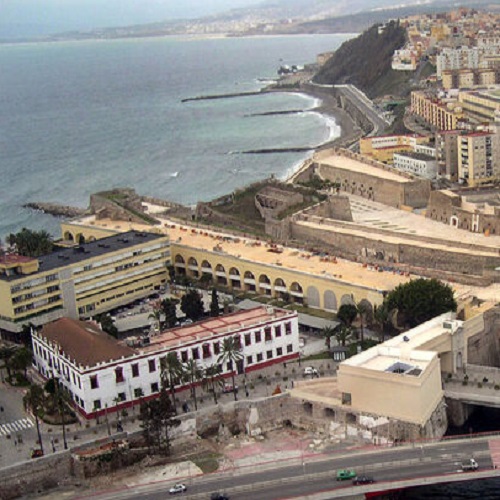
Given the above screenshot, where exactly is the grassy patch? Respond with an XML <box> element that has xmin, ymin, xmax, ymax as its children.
<box><xmin>190</xmin><ymin>452</ymin><xmax>221</xmax><ymax>474</ymax></box>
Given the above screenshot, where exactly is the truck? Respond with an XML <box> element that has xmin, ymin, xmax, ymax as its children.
<box><xmin>461</xmin><ymin>458</ymin><xmax>478</xmax><ymax>471</ymax></box>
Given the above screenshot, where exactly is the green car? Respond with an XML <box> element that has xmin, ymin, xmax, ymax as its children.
<box><xmin>336</xmin><ymin>469</ymin><xmax>357</xmax><ymax>481</ymax></box>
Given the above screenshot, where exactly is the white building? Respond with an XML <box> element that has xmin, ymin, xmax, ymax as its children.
<box><xmin>436</xmin><ymin>47</ymin><xmax>481</xmax><ymax>77</ymax></box>
<box><xmin>393</xmin><ymin>152</ymin><xmax>438</xmax><ymax>179</ymax></box>
<box><xmin>32</xmin><ymin>306</ymin><xmax>299</xmax><ymax>419</ymax></box>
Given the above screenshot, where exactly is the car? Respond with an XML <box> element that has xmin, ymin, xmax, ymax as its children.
<box><xmin>169</xmin><ymin>483</ymin><xmax>187</xmax><ymax>494</ymax></box>
<box><xmin>352</xmin><ymin>475</ymin><xmax>374</xmax><ymax>485</ymax></box>
<box><xmin>30</xmin><ymin>449</ymin><xmax>44</xmax><ymax>459</ymax></box>
<box><xmin>222</xmin><ymin>384</ymin><xmax>238</xmax><ymax>393</ymax></box>
<box><xmin>210</xmin><ymin>494</ymin><xmax>229</xmax><ymax>500</ymax></box>
<box><xmin>303</xmin><ymin>366</ymin><xmax>318</xmax><ymax>376</ymax></box>
<box><xmin>336</xmin><ymin>469</ymin><xmax>356</xmax><ymax>481</ymax></box>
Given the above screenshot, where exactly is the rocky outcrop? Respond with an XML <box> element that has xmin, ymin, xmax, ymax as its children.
<box><xmin>23</xmin><ymin>202</ymin><xmax>88</xmax><ymax>218</ymax></box>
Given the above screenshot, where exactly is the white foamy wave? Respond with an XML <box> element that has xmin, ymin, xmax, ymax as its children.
<box><xmin>307</xmin><ymin>110</ymin><xmax>340</xmax><ymax>143</ymax></box>
<box><xmin>170</xmin><ymin>171</ymin><xmax>179</xmax><ymax>178</ymax></box>
<box><xmin>278</xmin><ymin>155</ymin><xmax>311</xmax><ymax>182</ymax></box>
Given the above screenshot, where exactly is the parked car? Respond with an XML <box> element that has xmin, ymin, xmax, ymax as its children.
<box><xmin>210</xmin><ymin>494</ymin><xmax>229</xmax><ymax>500</ymax></box>
<box><xmin>303</xmin><ymin>366</ymin><xmax>318</xmax><ymax>376</ymax></box>
<box><xmin>222</xmin><ymin>384</ymin><xmax>238</xmax><ymax>394</ymax></box>
<box><xmin>352</xmin><ymin>475</ymin><xmax>374</xmax><ymax>485</ymax></box>
<box><xmin>336</xmin><ymin>469</ymin><xmax>356</xmax><ymax>481</ymax></box>
<box><xmin>461</xmin><ymin>458</ymin><xmax>479</xmax><ymax>471</ymax></box>
<box><xmin>169</xmin><ymin>483</ymin><xmax>187</xmax><ymax>494</ymax></box>
<box><xmin>30</xmin><ymin>449</ymin><xmax>44</xmax><ymax>459</ymax></box>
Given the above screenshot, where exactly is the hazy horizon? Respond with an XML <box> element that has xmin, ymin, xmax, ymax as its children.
<box><xmin>0</xmin><ymin>0</ymin><xmax>264</xmax><ymax>39</ymax></box>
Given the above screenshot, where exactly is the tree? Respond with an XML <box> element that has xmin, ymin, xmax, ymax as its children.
<box><xmin>9</xmin><ymin>228</ymin><xmax>54</xmax><ymax>257</ymax></box>
<box><xmin>160</xmin><ymin>298</ymin><xmax>178</xmax><ymax>329</ymax></box>
<box><xmin>160</xmin><ymin>352</ymin><xmax>184</xmax><ymax>414</ymax></box>
<box><xmin>11</xmin><ymin>347</ymin><xmax>32</xmax><ymax>380</ymax></box>
<box><xmin>355</xmin><ymin>300</ymin><xmax>372</xmax><ymax>344</ymax></box>
<box><xmin>337</xmin><ymin>303</ymin><xmax>358</xmax><ymax>327</ymax></box>
<box><xmin>183</xmin><ymin>359</ymin><xmax>202</xmax><ymax>411</ymax></box>
<box><xmin>95</xmin><ymin>313</ymin><xmax>118</xmax><ymax>338</ymax></box>
<box><xmin>180</xmin><ymin>289</ymin><xmax>204</xmax><ymax>322</ymax></box>
<box><xmin>0</xmin><ymin>345</ymin><xmax>16</xmax><ymax>382</ymax></box>
<box><xmin>373</xmin><ymin>303</ymin><xmax>395</xmax><ymax>342</ymax></box>
<box><xmin>23</xmin><ymin>384</ymin><xmax>45</xmax><ymax>454</ymax></box>
<box><xmin>148</xmin><ymin>305</ymin><xmax>162</xmax><ymax>332</ymax></box>
<box><xmin>321</xmin><ymin>325</ymin><xmax>337</xmax><ymax>350</ymax></box>
<box><xmin>335</xmin><ymin>325</ymin><xmax>354</xmax><ymax>347</ymax></box>
<box><xmin>199</xmin><ymin>273</ymin><xmax>213</xmax><ymax>289</ymax></box>
<box><xmin>139</xmin><ymin>388</ymin><xmax>178</xmax><ymax>456</ymax></box>
<box><xmin>202</xmin><ymin>363</ymin><xmax>224</xmax><ymax>405</ymax></box>
<box><xmin>218</xmin><ymin>336</ymin><xmax>243</xmax><ymax>401</ymax></box>
<box><xmin>384</xmin><ymin>278</ymin><xmax>457</xmax><ymax>328</ymax></box>
<box><xmin>210</xmin><ymin>288</ymin><xmax>220</xmax><ymax>318</ymax></box>
<box><xmin>44</xmin><ymin>378</ymin><xmax>69</xmax><ymax>449</ymax></box>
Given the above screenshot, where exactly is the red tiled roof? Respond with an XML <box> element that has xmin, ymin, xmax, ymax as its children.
<box><xmin>0</xmin><ymin>254</ymin><xmax>36</xmax><ymax>265</ymax></box>
<box><xmin>40</xmin><ymin>318</ymin><xmax>135</xmax><ymax>367</ymax></box>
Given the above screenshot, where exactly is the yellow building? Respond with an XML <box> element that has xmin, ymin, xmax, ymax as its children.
<box><xmin>360</xmin><ymin>135</ymin><xmax>430</xmax><ymax>164</ymax></box>
<box><xmin>0</xmin><ymin>231</ymin><xmax>170</xmax><ymax>335</ymax></box>
<box><xmin>459</xmin><ymin>89</ymin><xmax>500</xmax><ymax>123</ymax></box>
<box><xmin>411</xmin><ymin>91</ymin><xmax>463</xmax><ymax>130</ymax></box>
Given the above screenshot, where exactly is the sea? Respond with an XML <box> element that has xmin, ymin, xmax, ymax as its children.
<box><xmin>0</xmin><ymin>33</ymin><xmax>352</xmax><ymax>240</ymax></box>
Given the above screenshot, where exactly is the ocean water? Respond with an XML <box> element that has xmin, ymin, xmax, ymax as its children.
<box><xmin>0</xmin><ymin>34</ymin><xmax>352</xmax><ymax>239</ymax></box>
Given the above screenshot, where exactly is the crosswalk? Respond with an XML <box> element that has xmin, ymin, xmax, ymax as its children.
<box><xmin>0</xmin><ymin>418</ymin><xmax>34</xmax><ymax>436</ymax></box>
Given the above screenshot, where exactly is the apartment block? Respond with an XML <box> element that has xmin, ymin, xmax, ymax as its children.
<box><xmin>0</xmin><ymin>231</ymin><xmax>170</xmax><ymax>335</ymax></box>
<box><xmin>393</xmin><ymin>152</ymin><xmax>438</xmax><ymax>179</ymax></box>
<box><xmin>411</xmin><ymin>91</ymin><xmax>463</xmax><ymax>130</ymax></box>
<box><xmin>458</xmin><ymin>89</ymin><xmax>500</xmax><ymax>123</ymax></box>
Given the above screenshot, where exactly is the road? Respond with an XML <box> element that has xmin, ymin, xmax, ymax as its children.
<box><xmin>83</xmin><ymin>435</ymin><xmax>499</xmax><ymax>500</ymax></box>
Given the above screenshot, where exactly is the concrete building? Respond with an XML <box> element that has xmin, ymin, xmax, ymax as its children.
<box><xmin>458</xmin><ymin>131</ymin><xmax>500</xmax><ymax>186</ymax></box>
<box><xmin>0</xmin><ymin>231</ymin><xmax>170</xmax><ymax>336</ymax></box>
<box><xmin>436</xmin><ymin>130</ymin><xmax>461</xmax><ymax>180</ymax></box>
<box><xmin>393</xmin><ymin>151</ymin><xmax>438</xmax><ymax>179</ymax></box>
<box><xmin>436</xmin><ymin>46</ymin><xmax>481</xmax><ymax>77</ymax></box>
<box><xmin>411</xmin><ymin>91</ymin><xmax>463</xmax><ymax>131</ymax></box>
<box><xmin>32</xmin><ymin>306</ymin><xmax>299</xmax><ymax>419</ymax></box>
<box><xmin>360</xmin><ymin>134</ymin><xmax>431</xmax><ymax>164</ymax></box>
<box><xmin>459</xmin><ymin>89</ymin><xmax>500</xmax><ymax>123</ymax></box>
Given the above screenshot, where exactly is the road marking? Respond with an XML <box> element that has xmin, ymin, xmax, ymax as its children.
<box><xmin>0</xmin><ymin>418</ymin><xmax>35</xmax><ymax>436</ymax></box>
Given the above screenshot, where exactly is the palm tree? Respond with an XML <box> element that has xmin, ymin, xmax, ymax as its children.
<box><xmin>218</xmin><ymin>336</ymin><xmax>243</xmax><ymax>401</ymax></box>
<box><xmin>335</xmin><ymin>325</ymin><xmax>354</xmax><ymax>347</ymax></box>
<box><xmin>148</xmin><ymin>304</ymin><xmax>162</xmax><ymax>333</ymax></box>
<box><xmin>356</xmin><ymin>301</ymin><xmax>372</xmax><ymax>345</ymax></box>
<box><xmin>23</xmin><ymin>384</ymin><xmax>45</xmax><ymax>454</ymax></box>
<box><xmin>321</xmin><ymin>325</ymin><xmax>337</xmax><ymax>350</ymax></box>
<box><xmin>183</xmin><ymin>359</ymin><xmax>203</xmax><ymax>411</ymax></box>
<box><xmin>202</xmin><ymin>363</ymin><xmax>224</xmax><ymax>405</ymax></box>
<box><xmin>160</xmin><ymin>352</ymin><xmax>184</xmax><ymax>414</ymax></box>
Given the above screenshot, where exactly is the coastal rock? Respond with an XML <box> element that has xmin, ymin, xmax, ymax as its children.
<box><xmin>23</xmin><ymin>202</ymin><xmax>88</xmax><ymax>219</ymax></box>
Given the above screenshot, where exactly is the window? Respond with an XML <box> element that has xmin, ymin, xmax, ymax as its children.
<box><xmin>275</xmin><ymin>325</ymin><xmax>282</xmax><ymax>337</ymax></box>
<box><xmin>246</xmin><ymin>355</ymin><xmax>253</xmax><ymax>365</ymax></box>
<box><xmin>192</xmin><ymin>347</ymin><xmax>200</xmax><ymax>360</ymax></box>
<box><xmin>202</xmin><ymin>344</ymin><xmax>211</xmax><ymax>359</ymax></box>
<box><xmin>181</xmin><ymin>351</ymin><xmax>188</xmax><ymax>363</ymax></box>
<box><xmin>265</xmin><ymin>327</ymin><xmax>272</xmax><ymax>342</ymax></box>
<box><xmin>93</xmin><ymin>400</ymin><xmax>101</xmax><ymax>410</ymax></box>
<box><xmin>151</xmin><ymin>382</ymin><xmax>159</xmax><ymax>393</ymax></box>
<box><xmin>134</xmin><ymin>388</ymin><xmax>143</xmax><ymax>398</ymax></box>
<box><xmin>213</xmin><ymin>342</ymin><xmax>220</xmax><ymax>355</ymax></box>
<box><xmin>287</xmin><ymin>344</ymin><xmax>293</xmax><ymax>353</ymax></box>
<box><xmin>267</xmin><ymin>350</ymin><xmax>273</xmax><ymax>360</ymax></box>
<box><xmin>115</xmin><ymin>367</ymin><xmax>125</xmax><ymax>383</ymax></box>
<box><xmin>285</xmin><ymin>322</ymin><xmax>292</xmax><ymax>335</ymax></box>
<box><xmin>276</xmin><ymin>347</ymin><xmax>283</xmax><ymax>356</ymax></box>
<box><xmin>118</xmin><ymin>392</ymin><xmax>126</xmax><ymax>402</ymax></box>
<box><xmin>226</xmin><ymin>361</ymin><xmax>233</xmax><ymax>372</ymax></box>
<box><xmin>245</xmin><ymin>333</ymin><xmax>252</xmax><ymax>346</ymax></box>
<box><xmin>148</xmin><ymin>359</ymin><xmax>156</xmax><ymax>372</ymax></box>
<box><xmin>90</xmin><ymin>375</ymin><xmax>99</xmax><ymax>389</ymax></box>
<box><xmin>256</xmin><ymin>353</ymin><xmax>263</xmax><ymax>362</ymax></box>
<box><xmin>233</xmin><ymin>335</ymin><xmax>242</xmax><ymax>349</ymax></box>
<box><xmin>131</xmin><ymin>363</ymin><xmax>139</xmax><ymax>378</ymax></box>
<box><xmin>255</xmin><ymin>331</ymin><xmax>262</xmax><ymax>343</ymax></box>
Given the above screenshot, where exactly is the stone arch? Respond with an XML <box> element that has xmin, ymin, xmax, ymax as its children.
<box><xmin>340</xmin><ymin>294</ymin><xmax>355</xmax><ymax>306</ymax></box>
<box><xmin>187</xmin><ymin>257</ymin><xmax>199</xmax><ymax>278</ymax></box>
<box><xmin>87</xmin><ymin>236</ymin><xmax>96</xmax><ymax>242</ymax></box>
<box><xmin>306</xmin><ymin>286</ymin><xmax>320</xmax><ymax>308</ymax></box>
<box><xmin>323</xmin><ymin>290</ymin><xmax>338</xmax><ymax>311</ymax></box>
<box><xmin>215</xmin><ymin>264</ymin><xmax>225</xmax><ymax>274</ymax></box>
<box><xmin>215</xmin><ymin>264</ymin><xmax>227</xmax><ymax>286</ymax></box>
<box><xmin>229</xmin><ymin>267</ymin><xmax>241</xmax><ymax>289</ymax></box>
<box><xmin>174</xmin><ymin>255</ymin><xmax>185</xmax><ymax>264</ymax></box>
<box><xmin>274</xmin><ymin>277</ymin><xmax>287</xmax><ymax>300</ymax></box>
<box><xmin>174</xmin><ymin>254</ymin><xmax>186</xmax><ymax>275</ymax></box>
<box><xmin>244</xmin><ymin>271</ymin><xmax>255</xmax><ymax>280</ymax></box>
<box><xmin>76</xmin><ymin>234</ymin><xmax>85</xmax><ymax>245</ymax></box>
<box><xmin>450</xmin><ymin>215</ymin><xmax>458</xmax><ymax>227</ymax></box>
<box><xmin>64</xmin><ymin>231</ymin><xmax>74</xmax><ymax>242</ymax></box>
<box><xmin>229</xmin><ymin>267</ymin><xmax>240</xmax><ymax>276</ymax></box>
<box><xmin>201</xmin><ymin>260</ymin><xmax>212</xmax><ymax>272</ymax></box>
<box><xmin>188</xmin><ymin>257</ymin><xmax>198</xmax><ymax>267</ymax></box>
<box><xmin>259</xmin><ymin>274</ymin><xmax>272</xmax><ymax>295</ymax></box>
<box><xmin>289</xmin><ymin>282</ymin><xmax>304</xmax><ymax>304</ymax></box>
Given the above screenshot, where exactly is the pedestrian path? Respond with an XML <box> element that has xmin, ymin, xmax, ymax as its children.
<box><xmin>0</xmin><ymin>418</ymin><xmax>34</xmax><ymax>436</ymax></box>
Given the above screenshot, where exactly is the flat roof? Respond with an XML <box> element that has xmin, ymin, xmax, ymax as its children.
<box><xmin>394</xmin><ymin>151</ymin><xmax>436</xmax><ymax>161</ymax></box>
<box><xmin>1</xmin><ymin>231</ymin><xmax>166</xmax><ymax>281</ymax></box>
<box><xmin>316</xmin><ymin>154</ymin><xmax>413</xmax><ymax>183</ymax></box>
<box><xmin>39</xmin><ymin>318</ymin><xmax>135</xmax><ymax>367</ymax></box>
<box><xmin>142</xmin><ymin>306</ymin><xmax>295</xmax><ymax>352</ymax></box>
<box><xmin>0</xmin><ymin>254</ymin><xmax>37</xmax><ymax>266</ymax></box>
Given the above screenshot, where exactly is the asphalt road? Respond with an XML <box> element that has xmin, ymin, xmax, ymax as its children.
<box><xmin>84</xmin><ymin>436</ymin><xmax>497</xmax><ymax>500</ymax></box>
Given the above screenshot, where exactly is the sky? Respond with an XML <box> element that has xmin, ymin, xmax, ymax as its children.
<box><xmin>0</xmin><ymin>0</ymin><xmax>264</xmax><ymax>38</ymax></box>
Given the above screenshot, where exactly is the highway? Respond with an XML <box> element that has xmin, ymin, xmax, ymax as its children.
<box><xmin>85</xmin><ymin>435</ymin><xmax>500</xmax><ymax>500</ymax></box>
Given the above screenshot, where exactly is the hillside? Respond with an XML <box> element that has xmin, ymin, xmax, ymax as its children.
<box><xmin>312</xmin><ymin>21</ymin><xmax>407</xmax><ymax>99</ymax></box>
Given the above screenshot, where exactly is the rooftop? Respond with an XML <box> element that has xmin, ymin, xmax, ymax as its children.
<box><xmin>394</xmin><ymin>151</ymin><xmax>436</xmax><ymax>161</ymax></box>
<box><xmin>143</xmin><ymin>306</ymin><xmax>295</xmax><ymax>353</ymax></box>
<box><xmin>0</xmin><ymin>231</ymin><xmax>166</xmax><ymax>281</ymax></box>
<box><xmin>39</xmin><ymin>318</ymin><xmax>135</xmax><ymax>367</ymax></box>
